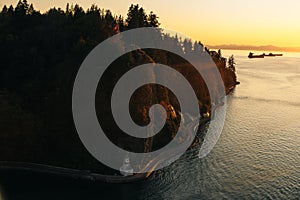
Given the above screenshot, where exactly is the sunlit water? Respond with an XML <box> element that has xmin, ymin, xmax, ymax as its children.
<box><xmin>0</xmin><ymin>50</ymin><xmax>299</xmax><ymax>199</ymax></box>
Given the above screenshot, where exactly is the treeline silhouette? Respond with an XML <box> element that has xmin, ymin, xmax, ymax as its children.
<box><xmin>0</xmin><ymin>0</ymin><xmax>237</xmax><ymax>174</ymax></box>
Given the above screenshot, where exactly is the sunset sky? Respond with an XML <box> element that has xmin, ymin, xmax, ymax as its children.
<box><xmin>1</xmin><ymin>0</ymin><xmax>300</xmax><ymax>48</ymax></box>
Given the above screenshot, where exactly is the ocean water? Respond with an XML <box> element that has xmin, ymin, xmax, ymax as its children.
<box><xmin>0</xmin><ymin>50</ymin><xmax>299</xmax><ymax>199</ymax></box>
<box><xmin>130</xmin><ymin>50</ymin><xmax>300</xmax><ymax>199</ymax></box>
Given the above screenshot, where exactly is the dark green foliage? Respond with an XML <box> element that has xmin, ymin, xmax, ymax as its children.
<box><xmin>125</xmin><ymin>4</ymin><xmax>159</xmax><ymax>29</ymax></box>
<box><xmin>228</xmin><ymin>55</ymin><xmax>236</xmax><ymax>72</ymax></box>
<box><xmin>0</xmin><ymin>1</ymin><xmax>237</xmax><ymax>173</ymax></box>
<box><xmin>148</xmin><ymin>11</ymin><xmax>160</xmax><ymax>27</ymax></box>
<box><xmin>0</xmin><ymin>1</ymin><xmax>163</xmax><ymax>174</ymax></box>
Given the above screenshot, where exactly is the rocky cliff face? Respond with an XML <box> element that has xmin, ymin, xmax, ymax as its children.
<box><xmin>95</xmin><ymin>46</ymin><xmax>239</xmax><ymax>156</ymax></box>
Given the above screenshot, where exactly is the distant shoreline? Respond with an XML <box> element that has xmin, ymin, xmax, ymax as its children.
<box><xmin>207</xmin><ymin>45</ymin><xmax>300</xmax><ymax>53</ymax></box>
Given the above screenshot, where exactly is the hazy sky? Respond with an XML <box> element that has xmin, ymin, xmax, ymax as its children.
<box><xmin>1</xmin><ymin>0</ymin><xmax>300</xmax><ymax>47</ymax></box>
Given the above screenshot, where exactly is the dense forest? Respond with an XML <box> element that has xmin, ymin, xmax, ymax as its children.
<box><xmin>0</xmin><ymin>0</ymin><xmax>237</xmax><ymax>174</ymax></box>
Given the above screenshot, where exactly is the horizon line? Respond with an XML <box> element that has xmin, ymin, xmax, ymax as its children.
<box><xmin>207</xmin><ymin>44</ymin><xmax>300</xmax><ymax>53</ymax></box>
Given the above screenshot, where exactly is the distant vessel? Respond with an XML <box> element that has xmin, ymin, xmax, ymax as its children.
<box><xmin>248</xmin><ymin>52</ymin><xmax>264</xmax><ymax>58</ymax></box>
<box><xmin>264</xmin><ymin>53</ymin><xmax>283</xmax><ymax>57</ymax></box>
<box><xmin>248</xmin><ymin>52</ymin><xmax>283</xmax><ymax>58</ymax></box>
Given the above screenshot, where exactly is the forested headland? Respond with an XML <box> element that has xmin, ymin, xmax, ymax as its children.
<box><xmin>0</xmin><ymin>0</ymin><xmax>238</xmax><ymax>174</ymax></box>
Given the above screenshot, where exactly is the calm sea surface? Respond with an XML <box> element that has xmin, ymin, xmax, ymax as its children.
<box><xmin>0</xmin><ymin>50</ymin><xmax>299</xmax><ymax>199</ymax></box>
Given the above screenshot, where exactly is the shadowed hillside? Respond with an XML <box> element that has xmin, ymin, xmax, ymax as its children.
<box><xmin>0</xmin><ymin>1</ymin><xmax>238</xmax><ymax>174</ymax></box>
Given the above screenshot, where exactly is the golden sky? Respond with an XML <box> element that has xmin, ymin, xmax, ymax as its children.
<box><xmin>1</xmin><ymin>0</ymin><xmax>300</xmax><ymax>47</ymax></box>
